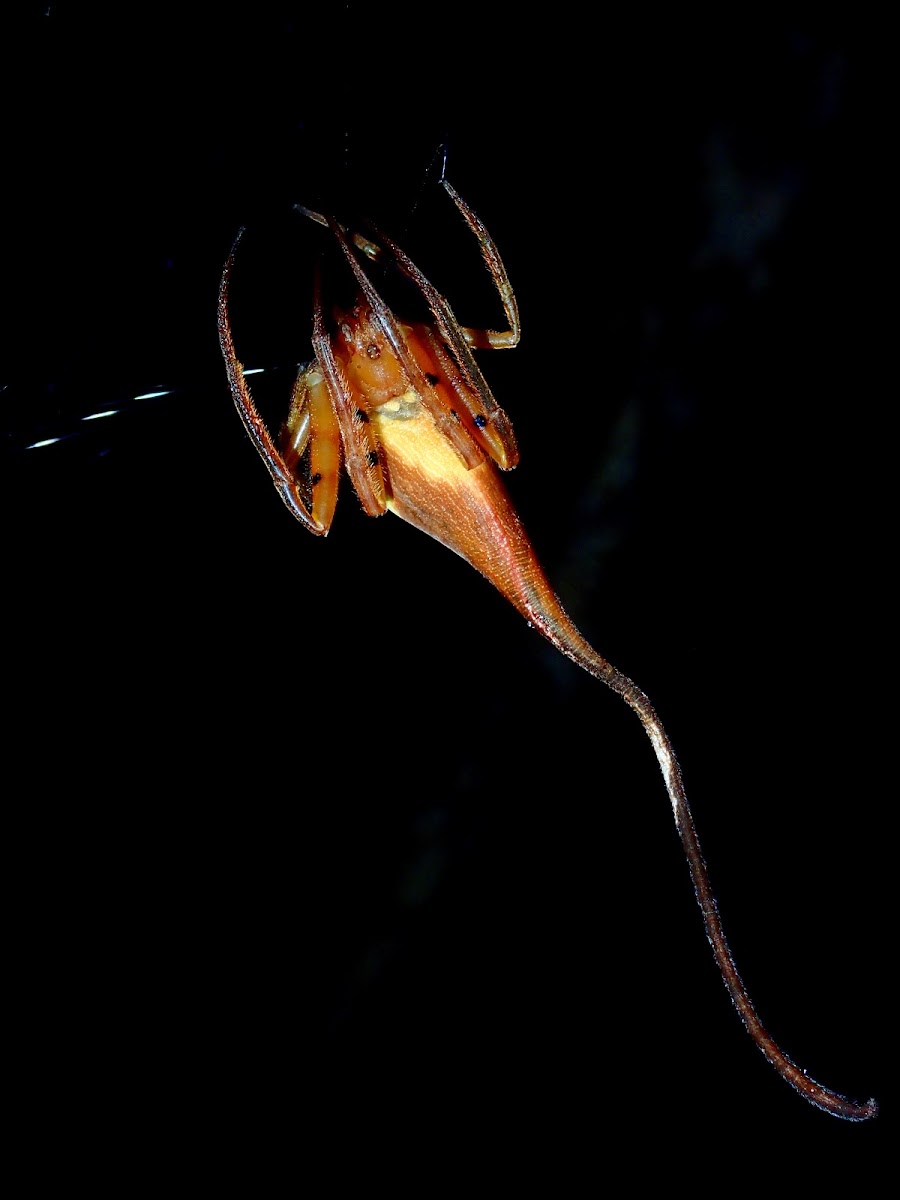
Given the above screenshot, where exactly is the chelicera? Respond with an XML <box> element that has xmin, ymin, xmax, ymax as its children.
<box><xmin>217</xmin><ymin>177</ymin><xmax>876</xmax><ymax>1121</ymax></box>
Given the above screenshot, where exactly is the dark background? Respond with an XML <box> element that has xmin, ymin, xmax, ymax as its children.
<box><xmin>4</xmin><ymin>4</ymin><xmax>888</xmax><ymax>1178</ymax></box>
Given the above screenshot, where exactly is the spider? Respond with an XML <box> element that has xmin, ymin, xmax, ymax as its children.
<box><xmin>217</xmin><ymin>177</ymin><xmax>877</xmax><ymax>1122</ymax></box>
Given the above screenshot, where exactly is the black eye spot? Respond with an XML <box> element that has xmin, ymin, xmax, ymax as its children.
<box><xmin>355</xmin><ymin>408</ymin><xmax>370</xmax><ymax>423</ymax></box>
<box><xmin>425</xmin><ymin>372</ymin><xmax>439</xmax><ymax>386</ymax></box>
<box><xmin>311</xmin><ymin>472</ymin><xmax>322</xmax><ymax>486</ymax></box>
<box><xmin>366</xmin><ymin>343</ymin><xmax>380</xmax><ymax>359</ymax></box>
<box><xmin>473</xmin><ymin>414</ymin><xmax>488</xmax><ymax>428</ymax></box>
<box><xmin>449</xmin><ymin>409</ymin><xmax>460</xmax><ymax>422</ymax></box>
<box><xmin>367</xmin><ymin>450</ymin><xmax>379</xmax><ymax>467</ymax></box>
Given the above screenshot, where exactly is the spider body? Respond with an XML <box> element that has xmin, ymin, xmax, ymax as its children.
<box><xmin>217</xmin><ymin>179</ymin><xmax>876</xmax><ymax>1122</ymax></box>
<box><xmin>218</xmin><ymin>183</ymin><xmax>520</xmax><ymax>543</ymax></box>
<box><xmin>323</xmin><ymin>303</ymin><xmax>537</xmax><ymax>614</ymax></box>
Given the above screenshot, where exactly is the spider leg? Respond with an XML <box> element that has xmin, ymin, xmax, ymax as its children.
<box><xmin>310</xmin><ymin>265</ymin><xmax>388</xmax><ymax>518</ymax></box>
<box><xmin>218</xmin><ymin>231</ymin><xmax>335</xmax><ymax>534</ymax></box>
<box><xmin>282</xmin><ymin>360</ymin><xmax>342</xmax><ymax>532</ymax></box>
<box><xmin>294</xmin><ymin>204</ymin><xmax>382</xmax><ymax>265</ymax></box>
<box><xmin>440</xmin><ymin>179</ymin><xmax>520</xmax><ymax>350</ymax></box>
<box><xmin>407</xmin><ymin>323</ymin><xmax>518</xmax><ymax>470</ymax></box>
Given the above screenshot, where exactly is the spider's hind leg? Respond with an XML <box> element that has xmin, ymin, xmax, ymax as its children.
<box><xmin>364</xmin><ymin>209</ymin><xmax>521</xmax><ymax>471</ymax></box>
<box><xmin>441</xmin><ymin>178</ymin><xmax>520</xmax><ymax>350</ymax></box>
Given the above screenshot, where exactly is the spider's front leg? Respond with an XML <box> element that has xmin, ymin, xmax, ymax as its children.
<box><xmin>278</xmin><ymin>362</ymin><xmax>343</xmax><ymax>533</ymax></box>
<box><xmin>218</xmin><ymin>233</ymin><xmax>342</xmax><ymax>534</ymax></box>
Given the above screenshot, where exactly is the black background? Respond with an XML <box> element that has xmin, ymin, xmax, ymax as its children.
<box><xmin>4</xmin><ymin>4</ymin><xmax>888</xmax><ymax>1180</ymax></box>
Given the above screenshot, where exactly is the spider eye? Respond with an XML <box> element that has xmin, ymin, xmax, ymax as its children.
<box><xmin>366</xmin><ymin>343</ymin><xmax>381</xmax><ymax>359</ymax></box>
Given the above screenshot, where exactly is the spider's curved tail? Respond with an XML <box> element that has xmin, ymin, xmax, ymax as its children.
<box><xmin>508</xmin><ymin>560</ymin><xmax>876</xmax><ymax>1120</ymax></box>
<box><xmin>542</xmin><ymin>627</ymin><xmax>878</xmax><ymax>1122</ymax></box>
<box><xmin>379</xmin><ymin>410</ymin><xmax>877</xmax><ymax>1120</ymax></box>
